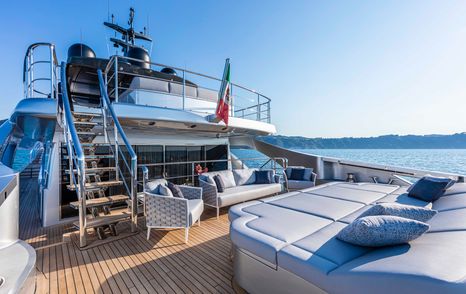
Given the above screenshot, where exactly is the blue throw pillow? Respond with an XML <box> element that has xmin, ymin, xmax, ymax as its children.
<box><xmin>337</xmin><ymin>215</ymin><xmax>430</xmax><ymax>247</ymax></box>
<box><xmin>408</xmin><ymin>176</ymin><xmax>454</xmax><ymax>202</ymax></box>
<box><xmin>255</xmin><ymin>170</ymin><xmax>273</xmax><ymax>184</ymax></box>
<box><xmin>359</xmin><ymin>203</ymin><xmax>437</xmax><ymax>222</ymax></box>
<box><xmin>213</xmin><ymin>175</ymin><xmax>226</xmax><ymax>192</ymax></box>
<box><xmin>167</xmin><ymin>182</ymin><xmax>184</xmax><ymax>198</ymax></box>
<box><xmin>290</xmin><ymin>168</ymin><xmax>306</xmax><ymax>180</ymax></box>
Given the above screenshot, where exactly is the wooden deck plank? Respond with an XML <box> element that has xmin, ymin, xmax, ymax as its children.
<box><xmin>18</xmin><ymin>177</ymin><xmax>235</xmax><ymax>294</ymax></box>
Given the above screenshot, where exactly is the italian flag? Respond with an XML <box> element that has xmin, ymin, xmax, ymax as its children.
<box><xmin>216</xmin><ymin>58</ymin><xmax>231</xmax><ymax>125</ymax></box>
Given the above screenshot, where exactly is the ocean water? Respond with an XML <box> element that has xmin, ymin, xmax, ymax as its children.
<box><xmin>232</xmin><ymin>149</ymin><xmax>466</xmax><ymax>175</ymax></box>
<box><xmin>300</xmin><ymin>149</ymin><xmax>466</xmax><ymax>175</ymax></box>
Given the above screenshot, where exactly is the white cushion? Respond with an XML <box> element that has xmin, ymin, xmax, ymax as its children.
<box><xmin>145</xmin><ymin>179</ymin><xmax>168</xmax><ymax>193</ymax></box>
<box><xmin>130</xmin><ymin>77</ymin><xmax>169</xmax><ymax>93</ymax></box>
<box><xmin>188</xmin><ymin>199</ymin><xmax>204</xmax><ymax>225</ymax></box>
<box><xmin>218</xmin><ymin>183</ymin><xmax>282</xmax><ymax>207</ymax></box>
<box><xmin>287</xmin><ymin>180</ymin><xmax>315</xmax><ymax>190</ymax></box>
<box><xmin>233</xmin><ymin>169</ymin><xmax>257</xmax><ymax>186</ymax></box>
<box><xmin>202</xmin><ymin>170</ymin><xmax>236</xmax><ymax>188</ymax></box>
<box><xmin>158</xmin><ymin>185</ymin><xmax>173</xmax><ymax>197</ymax></box>
<box><xmin>197</xmin><ymin>87</ymin><xmax>218</xmax><ymax>101</ymax></box>
<box><xmin>169</xmin><ymin>82</ymin><xmax>197</xmax><ymax>97</ymax></box>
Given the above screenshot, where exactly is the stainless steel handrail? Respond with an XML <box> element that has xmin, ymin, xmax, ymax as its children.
<box><xmin>105</xmin><ymin>55</ymin><xmax>272</xmax><ymax>123</ymax></box>
<box><xmin>60</xmin><ymin>62</ymin><xmax>87</xmax><ymax>247</ymax></box>
<box><xmin>97</xmin><ymin>69</ymin><xmax>138</xmax><ymax>231</ymax></box>
<box><xmin>23</xmin><ymin>42</ymin><xmax>59</xmax><ymax>99</ymax></box>
<box><xmin>106</xmin><ymin>55</ymin><xmax>272</xmax><ymax>101</ymax></box>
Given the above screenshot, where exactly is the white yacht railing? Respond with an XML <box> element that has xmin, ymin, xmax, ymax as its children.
<box><xmin>104</xmin><ymin>55</ymin><xmax>271</xmax><ymax>123</ymax></box>
<box><xmin>23</xmin><ymin>43</ymin><xmax>59</xmax><ymax>99</ymax></box>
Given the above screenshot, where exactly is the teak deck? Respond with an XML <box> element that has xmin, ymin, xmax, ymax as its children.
<box><xmin>19</xmin><ymin>178</ymin><xmax>235</xmax><ymax>294</ymax></box>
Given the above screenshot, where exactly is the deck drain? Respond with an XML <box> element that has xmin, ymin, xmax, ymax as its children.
<box><xmin>0</xmin><ymin>276</ymin><xmax>4</xmax><ymax>288</ymax></box>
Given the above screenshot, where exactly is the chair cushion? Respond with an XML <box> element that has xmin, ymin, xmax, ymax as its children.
<box><xmin>287</xmin><ymin>180</ymin><xmax>315</xmax><ymax>190</ymax></box>
<box><xmin>145</xmin><ymin>179</ymin><xmax>168</xmax><ymax>193</ymax></box>
<box><xmin>167</xmin><ymin>182</ymin><xmax>184</xmax><ymax>198</ymax></box>
<box><xmin>255</xmin><ymin>170</ymin><xmax>273</xmax><ymax>184</ymax></box>
<box><xmin>337</xmin><ymin>215</ymin><xmax>430</xmax><ymax>247</ymax></box>
<box><xmin>202</xmin><ymin>170</ymin><xmax>236</xmax><ymax>188</ymax></box>
<box><xmin>218</xmin><ymin>184</ymin><xmax>282</xmax><ymax>207</ymax></box>
<box><xmin>158</xmin><ymin>184</ymin><xmax>173</xmax><ymax>197</ymax></box>
<box><xmin>358</xmin><ymin>203</ymin><xmax>437</xmax><ymax>222</ymax></box>
<box><xmin>233</xmin><ymin>169</ymin><xmax>256</xmax><ymax>186</ymax></box>
<box><xmin>408</xmin><ymin>176</ymin><xmax>454</xmax><ymax>202</ymax></box>
<box><xmin>213</xmin><ymin>175</ymin><xmax>226</xmax><ymax>193</ymax></box>
<box><xmin>188</xmin><ymin>199</ymin><xmax>204</xmax><ymax>225</ymax></box>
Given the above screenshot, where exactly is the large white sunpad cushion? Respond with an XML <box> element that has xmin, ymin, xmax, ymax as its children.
<box><xmin>229</xmin><ymin>182</ymin><xmax>466</xmax><ymax>293</ymax></box>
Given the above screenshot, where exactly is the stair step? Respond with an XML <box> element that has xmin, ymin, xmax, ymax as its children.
<box><xmin>76</xmin><ymin>131</ymin><xmax>98</xmax><ymax>136</ymax></box>
<box><xmin>69</xmin><ymin>195</ymin><xmax>129</xmax><ymax>209</ymax></box>
<box><xmin>67</xmin><ymin>180</ymin><xmax>123</xmax><ymax>191</ymax></box>
<box><xmin>73</xmin><ymin>112</ymin><xmax>102</xmax><ymax>118</ymax></box>
<box><xmin>74</xmin><ymin>121</ymin><xmax>99</xmax><ymax>126</ymax></box>
<box><xmin>81</xmin><ymin>143</ymin><xmax>112</xmax><ymax>147</ymax></box>
<box><xmin>72</xmin><ymin>213</ymin><xmax>130</xmax><ymax>229</ymax></box>
<box><xmin>66</xmin><ymin>167</ymin><xmax>117</xmax><ymax>174</ymax></box>
<box><xmin>63</xmin><ymin>154</ymin><xmax>113</xmax><ymax>161</ymax></box>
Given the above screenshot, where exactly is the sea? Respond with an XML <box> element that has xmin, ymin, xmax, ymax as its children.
<box><xmin>232</xmin><ymin>149</ymin><xmax>466</xmax><ymax>175</ymax></box>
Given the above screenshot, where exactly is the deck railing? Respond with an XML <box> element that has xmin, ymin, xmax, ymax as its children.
<box><xmin>59</xmin><ymin>62</ymin><xmax>87</xmax><ymax>247</ymax></box>
<box><xmin>23</xmin><ymin>43</ymin><xmax>59</xmax><ymax>99</ymax></box>
<box><xmin>105</xmin><ymin>55</ymin><xmax>271</xmax><ymax>123</ymax></box>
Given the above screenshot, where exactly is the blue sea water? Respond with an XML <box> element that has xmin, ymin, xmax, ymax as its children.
<box><xmin>232</xmin><ymin>149</ymin><xmax>466</xmax><ymax>175</ymax></box>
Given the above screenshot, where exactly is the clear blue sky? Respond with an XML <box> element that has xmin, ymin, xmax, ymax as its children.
<box><xmin>2</xmin><ymin>0</ymin><xmax>466</xmax><ymax>138</ymax></box>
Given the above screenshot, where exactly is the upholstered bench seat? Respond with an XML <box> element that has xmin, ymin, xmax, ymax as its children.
<box><xmin>229</xmin><ymin>182</ymin><xmax>466</xmax><ymax>294</ymax></box>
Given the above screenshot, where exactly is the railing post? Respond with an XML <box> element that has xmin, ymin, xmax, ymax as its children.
<box><xmin>78</xmin><ymin>158</ymin><xmax>87</xmax><ymax>247</ymax></box>
<box><xmin>114</xmin><ymin>57</ymin><xmax>119</xmax><ymax>103</ymax></box>
<box><xmin>182</xmin><ymin>70</ymin><xmax>186</xmax><ymax>110</ymax></box>
<box><xmin>30</xmin><ymin>53</ymin><xmax>34</xmax><ymax>97</ymax></box>
<box><xmin>257</xmin><ymin>93</ymin><xmax>260</xmax><ymax>121</ymax></box>
<box><xmin>131</xmin><ymin>157</ymin><xmax>138</xmax><ymax>231</ymax></box>
<box><xmin>49</xmin><ymin>45</ymin><xmax>54</xmax><ymax>99</ymax></box>
<box><xmin>191</xmin><ymin>162</ymin><xmax>195</xmax><ymax>185</ymax></box>
<box><xmin>114</xmin><ymin>121</ymin><xmax>119</xmax><ymax>181</ymax></box>
<box><xmin>268</xmin><ymin>101</ymin><xmax>271</xmax><ymax>123</ymax></box>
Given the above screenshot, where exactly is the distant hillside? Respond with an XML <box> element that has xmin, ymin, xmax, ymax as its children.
<box><xmin>258</xmin><ymin>133</ymin><xmax>466</xmax><ymax>149</ymax></box>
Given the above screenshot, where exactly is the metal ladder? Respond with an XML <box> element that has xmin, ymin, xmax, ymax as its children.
<box><xmin>59</xmin><ymin>62</ymin><xmax>138</xmax><ymax>247</ymax></box>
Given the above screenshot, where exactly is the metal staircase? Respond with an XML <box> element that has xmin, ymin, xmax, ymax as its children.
<box><xmin>59</xmin><ymin>62</ymin><xmax>138</xmax><ymax>247</ymax></box>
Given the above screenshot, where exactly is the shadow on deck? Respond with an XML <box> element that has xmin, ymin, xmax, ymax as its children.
<box><xmin>19</xmin><ymin>177</ymin><xmax>235</xmax><ymax>293</ymax></box>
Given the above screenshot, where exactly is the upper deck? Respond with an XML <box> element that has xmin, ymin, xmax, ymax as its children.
<box><xmin>66</xmin><ymin>54</ymin><xmax>276</xmax><ymax>136</ymax></box>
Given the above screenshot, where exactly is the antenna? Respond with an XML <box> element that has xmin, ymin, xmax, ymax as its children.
<box><xmin>103</xmin><ymin>7</ymin><xmax>153</xmax><ymax>54</ymax></box>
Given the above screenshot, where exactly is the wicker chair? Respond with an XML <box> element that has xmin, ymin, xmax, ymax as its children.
<box><xmin>144</xmin><ymin>182</ymin><xmax>203</xmax><ymax>243</ymax></box>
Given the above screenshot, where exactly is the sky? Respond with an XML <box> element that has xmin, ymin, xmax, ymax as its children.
<box><xmin>1</xmin><ymin>0</ymin><xmax>466</xmax><ymax>138</ymax></box>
